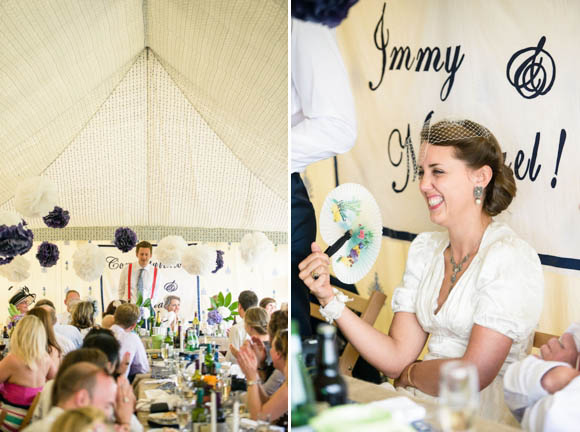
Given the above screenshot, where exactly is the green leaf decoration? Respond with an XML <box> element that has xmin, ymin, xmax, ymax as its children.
<box><xmin>208</xmin><ymin>307</ymin><xmax>215</xmax><ymax>311</ymax></box>
<box><xmin>210</xmin><ymin>297</ymin><xmax>217</xmax><ymax>308</ymax></box>
<box><xmin>230</xmin><ymin>301</ymin><xmax>238</xmax><ymax>311</ymax></box>
<box><xmin>137</xmin><ymin>291</ymin><xmax>143</xmax><ymax>307</ymax></box>
<box><xmin>218</xmin><ymin>291</ymin><xmax>225</xmax><ymax>305</ymax></box>
<box><xmin>143</xmin><ymin>298</ymin><xmax>151</xmax><ymax>308</ymax></box>
<box><xmin>225</xmin><ymin>292</ymin><xmax>232</xmax><ymax>306</ymax></box>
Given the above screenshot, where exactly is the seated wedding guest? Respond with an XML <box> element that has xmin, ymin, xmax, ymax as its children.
<box><xmin>299</xmin><ymin>119</ymin><xmax>544</xmax><ymax>424</ymax></box>
<box><xmin>503</xmin><ymin>323</ymin><xmax>580</xmax><ymax>431</ymax></box>
<box><xmin>35</xmin><ymin>300</ymin><xmax>77</xmax><ymax>356</ymax></box>
<box><xmin>30</xmin><ymin>348</ymin><xmax>108</xmax><ymax>422</ymax></box>
<box><xmin>6</xmin><ymin>286</ymin><xmax>36</xmax><ymax>328</ymax></box>
<box><xmin>236</xmin><ymin>309</ymin><xmax>289</xmax><ymax>397</ymax></box>
<box><xmin>110</xmin><ymin>304</ymin><xmax>150</xmax><ymax>378</ymax></box>
<box><xmin>57</xmin><ymin>290</ymin><xmax>80</xmax><ymax>325</ymax></box>
<box><xmin>0</xmin><ymin>315</ymin><xmax>56</xmax><ymax>430</ymax></box>
<box><xmin>238</xmin><ymin>329</ymin><xmax>288</xmax><ymax>425</ymax></box>
<box><xmin>27</xmin><ymin>307</ymin><xmax>62</xmax><ymax>370</ymax></box>
<box><xmin>259</xmin><ymin>297</ymin><xmax>277</xmax><ymax>317</ymax></box>
<box><xmin>23</xmin><ymin>362</ymin><xmax>134</xmax><ymax>432</ymax></box>
<box><xmin>101</xmin><ymin>300</ymin><xmax>126</xmax><ymax>329</ymax></box>
<box><xmin>71</xmin><ymin>301</ymin><xmax>96</xmax><ymax>338</ymax></box>
<box><xmin>263</xmin><ymin>310</ymin><xmax>288</xmax><ymax>396</ymax></box>
<box><xmin>225</xmin><ymin>290</ymin><xmax>258</xmax><ymax>363</ymax></box>
<box><xmin>160</xmin><ymin>295</ymin><xmax>180</xmax><ymax>331</ymax></box>
<box><xmin>229</xmin><ymin>307</ymin><xmax>269</xmax><ymax>361</ymax></box>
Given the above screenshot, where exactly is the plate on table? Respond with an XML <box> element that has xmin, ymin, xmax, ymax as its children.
<box><xmin>147</xmin><ymin>411</ymin><xmax>178</xmax><ymax>426</ymax></box>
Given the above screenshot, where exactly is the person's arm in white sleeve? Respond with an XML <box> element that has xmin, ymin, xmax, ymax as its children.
<box><xmin>291</xmin><ymin>19</ymin><xmax>357</xmax><ymax>173</ymax></box>
<box><xmin>130</xmin><ymin>337</ymin><xmax>150</xmax><ymax>375</ymax></box>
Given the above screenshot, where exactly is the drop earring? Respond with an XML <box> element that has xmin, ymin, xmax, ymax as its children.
<box><xmin>474</xmin><ymin>186</ymin><xmax>483</xmax><ymax>205</ymax></box>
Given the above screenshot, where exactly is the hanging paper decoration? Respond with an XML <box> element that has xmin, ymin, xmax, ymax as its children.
<box><xmin>43</xmin><ymin>206</ymin><xmax>70</xmax><ymax>228</ymax></box>
<box><xmin>14</xmin><ymin>176</ymin><xmax>58</xmax><ymax>218</ymax></box>
<box><xmin>156</xmin><ymin>235</ymin><xmax>187</xmax><ymax>265</ymax></box>
<box><xmin>114</xmin><ymin>227</ymin><xmax>138</xmax><ymax>252</ymax></box>
<box><xmin>72</xmin><ymin>243</ymin><xmax>105</xmax><ymax>282</ymax></box>
<box><xmin>182</xmin><ymin>244</ymin><xmax>215</xmax><ymax>276</ymax></box>
<box><xmin>240</xmin><ymin>232</ymin><xmax>274</xmax><ymax>268</ymax></box>
<box><xmin>36</xmin><ymin>241</ymin><xmax>59</xmax><ymax>267</ymax></box>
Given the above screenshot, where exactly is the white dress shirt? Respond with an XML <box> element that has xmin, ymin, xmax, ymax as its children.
<box><xmin>110</xmin><ymin>324</ymin><xmax>150</xmax><ymax>377</ymax></box>
<box><xmin>504</xmin><ymin>323</ymin><xmax>580</xmax><ymax>431</ymax></box>
<box><xmin>291</xmin><ymin>18</ymin><xmax>357</xmax><ymax>173</ymax></box>
<box><xmin>224</xmin><ymin>318</ymin><xmax>250</xmax><ymax>364</ymax></box>
<box><xmin>118</xmin><ymin>263</ymin><xmax>162</xmax><ymax>305</ymax></box>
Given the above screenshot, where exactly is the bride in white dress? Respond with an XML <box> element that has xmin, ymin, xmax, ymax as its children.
<box><xmin>299</xmin><ymin>119</ymin><xmax>544</xmax><ymax>425</ymax></box>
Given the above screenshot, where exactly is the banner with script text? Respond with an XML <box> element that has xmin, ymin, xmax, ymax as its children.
<box><xmin>334</xmin><ymin>0</ymin><xmax>580</xmax><ymax>271</ymax></box>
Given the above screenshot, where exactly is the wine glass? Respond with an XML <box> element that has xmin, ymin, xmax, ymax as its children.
<box><xmin>438</xmin><ymin>361</ymin><xmax>479</xmax><ymax>432</ymax></box>
<box><xmin>176</xmin><ymin>401</ymin><xmax>192</xmax><ymax>432</ymax></box>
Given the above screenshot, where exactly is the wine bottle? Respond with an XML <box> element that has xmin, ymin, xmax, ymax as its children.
<box><xmin>290</xmin><ymin>320</ymin><xmax>316</xmax><ymax>427</ymax></box>
<box><xmin>313</xmin><ymin>324</ymin><xmax>348</xmax><ymax>406</ymax></box>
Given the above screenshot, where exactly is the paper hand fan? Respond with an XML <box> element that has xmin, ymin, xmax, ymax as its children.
<box><xmin>319</xmin><ymin>183</ymin><xmax>382</xmax><ymax>284</ymax></box>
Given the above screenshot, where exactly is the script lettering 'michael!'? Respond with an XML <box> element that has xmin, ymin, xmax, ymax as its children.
<box><xmin>369</xmin><ymin>2</ymin><xmax>465</xmax><ymax>102</ymax></box>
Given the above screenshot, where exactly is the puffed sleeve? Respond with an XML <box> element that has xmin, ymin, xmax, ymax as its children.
<box><xmin>391</xmin><ymin>232</ymin><xmax>436</xmax><ymax>313</ymax></box>
<box><xmin>473</xmin><ymin>237</ymin><xmax>544</xmax><ymax>342</ymax></box>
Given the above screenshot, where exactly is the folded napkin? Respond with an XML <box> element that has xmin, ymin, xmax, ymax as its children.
<box><xmin>310</xmin><ymin>397</ymin><xmax>424</xmax><ymax>432</ymax></box>
<box><xmin>136</xmin><ymin>389</ymin><xmax>181</xmax><ymax>412</ymax></box>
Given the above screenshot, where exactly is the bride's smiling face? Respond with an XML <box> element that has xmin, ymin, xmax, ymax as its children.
<box><xmin>418</xmin><ymin>142</ymin><xmax>478</xmax><ymax>228</ymax></box>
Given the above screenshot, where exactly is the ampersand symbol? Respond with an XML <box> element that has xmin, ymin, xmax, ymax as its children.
<box><xmin>506</xmin><ymin>36</ymin><xmax>555</xmax><ymax>99</ymax></box>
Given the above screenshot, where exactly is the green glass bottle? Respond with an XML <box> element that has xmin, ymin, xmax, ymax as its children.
<box><xmin>291</xmin><ymin>320</ymin><xmax>317</xmax><ymax>427</ymax></box>
<box><xmin>191</xmin><ymin>388</ymin><xmax>207</xmax><ymax>423</ymax></box>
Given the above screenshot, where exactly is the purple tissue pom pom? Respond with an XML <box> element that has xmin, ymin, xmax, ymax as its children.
<box><xmin>36</xmin><ymin>241</ymin><xmax>59</xmax><ymax>267</ymax></box>
<box><xmin>114</xmin><ymin>227</ymin><xmax>138</xmax><ymax>253</ymax></box>
<box><xmin>0</xmin><ymin>222</ymin><xmax>34</xmax><ymax>258</ymax></box>
<box><xmin>291</xmin><ymin>0</ymin><xmax>359</xmax><ymax>28</ymax></box>
<box><xmin>212</xmin><ymin>250</ymin><xmax>225</xmax><ymax>274</ymax></box>
<box><xmin>43</xmin><ymin>207</ymin><xmax>70</xmax><ymax>229</ymax></box>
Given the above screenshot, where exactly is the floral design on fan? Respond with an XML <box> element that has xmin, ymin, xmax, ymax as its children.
<box><xmin>336</xmin><ymin>224</ymin><xmax>374</xmax><ymax>268</ymax></box>
<box><xmin>331</xmin><ymin>199</ymin><xmax>360</xmax><ymax>223</ymax></box>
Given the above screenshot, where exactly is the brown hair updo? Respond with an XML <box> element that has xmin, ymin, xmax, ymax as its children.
<box><xmin>421</xmin><ymin>119</ymin><xmax>516</xmax><ymax>216</ymax></box>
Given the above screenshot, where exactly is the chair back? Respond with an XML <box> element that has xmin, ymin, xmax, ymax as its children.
<box><xmin>533</xmin><ymin>331</ymin><xmax>558</xmax><ymax>349</ymax></box>
<box><xmin>310</xmin><ymin>286</ymin><xmax>386</xmax><ymax>376</ymax></box>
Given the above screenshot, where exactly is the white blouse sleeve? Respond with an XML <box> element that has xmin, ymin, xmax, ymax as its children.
<box><xmin>473</xmin><ymin>238</ymin><xmax>544</xmax><ymax>342</ymax></box>
<box><xmin>391</xmin><ymin>233</ymin><xmax>434</xmax><ymax>314</ymax></box>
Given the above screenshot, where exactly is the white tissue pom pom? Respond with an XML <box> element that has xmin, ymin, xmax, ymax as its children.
<box><xmin>0</xmin><ymin>256</ymin><xmax>31</xmax><ymax>281</ymax></box>
<box><xmin>14</xmin><ymin>177</ymin><xmax>58</xmax><ymax>218</ymax></box>
<box><xmin>0</xmin><ymin>211</ymin><xmax>23</xmax><ymax>227</ymax></box>
<box><xmin>240</xmin><ymin>232</ymin><xmax>274</xmax><ymax>267</ymax></box>
<box><xmin>72</xmin><ymin>243</ymin><xmax>105</xmax><ymax>281</ymax></box>
<box><xmin>182</xmin><ymin>244</ymin><xmax>215</xmax><ymax>275</ymax></box>
<box><xmin>218</xmin><ymin>306</ymin><xmax>231</xmax><ymax>319</ymax></box>
<box><xmin>156</xmin><ymin>235</ymin><xmax>188</xmax><ymax>265</ymax></box>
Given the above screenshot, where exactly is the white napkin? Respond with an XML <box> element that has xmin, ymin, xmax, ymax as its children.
<box><xmin>368</xmin><ymin>397</ymin><xmax>426</xmax><ymax>424</ymax></box>
<box><xmin>136</xmin><ymin>389</ymin><xmax>181</xmax><ymax>412</ymax></box>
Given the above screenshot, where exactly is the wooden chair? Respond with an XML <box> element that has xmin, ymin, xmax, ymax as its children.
<box><xmin>310</xmin><ymin>286</ymin><xmax>386</xmax><ymax>376</ymax></box>
<box><xmin>533</xmin><ymin>330</ymin><xmax>558</xmax><ymax>349</ymax></box>
<box><xmin>0</xmin><ymin>390</ymin><xmax>41</xmax><ymax>430</ymax></box>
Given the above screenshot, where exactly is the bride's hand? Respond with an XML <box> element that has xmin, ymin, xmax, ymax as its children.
<box><xmin>298</xmin><ymin>242</ymin><xmax>334</xmax><ymax>306</ymax></box>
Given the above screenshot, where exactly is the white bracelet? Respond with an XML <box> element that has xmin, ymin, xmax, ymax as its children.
<box><xmin>319</xmin><ymin>288</ymin><xmax>352</xmax><ymax>324</ymax></box>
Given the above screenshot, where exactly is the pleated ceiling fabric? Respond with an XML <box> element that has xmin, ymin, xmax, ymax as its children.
<box><xmin>0</xmin><ymin>0</ymin><xmax>287</xmax><ymax>243</ymax></box>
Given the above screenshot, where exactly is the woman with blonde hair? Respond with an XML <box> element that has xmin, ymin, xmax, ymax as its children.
<box><xmin>27</xmin><ymin>307</ymin><xmax>62</xmax><ymax>370</ymax></box>
<box><xmin>0</xmin><ymin>315</ymin><xmax>56</xmax><ymax>431</ymax></box>
<box><xmin>71</xmin><ymin>301</ymin><xmax>96</xmax><ymax>337</ymax></box>
<box><xmin>229</xmin><ymin>307</ymin><xmax>269</xmax><ymax>360</ymax></box>
<box><xmin>49</xmin><ymin>406</ymin><xmax>110</xmax><ymax>432</ymax></box>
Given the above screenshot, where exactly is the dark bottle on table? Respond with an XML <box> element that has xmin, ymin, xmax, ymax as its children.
<box><xmin>313</xmin><ymin>324</ymin><xmax>348</xmax><ymax>406</ymax></box>
<box><xmin>290</xmin><ymin>320</ymin><xmax>316</xmax><ymax>427</ymax></box>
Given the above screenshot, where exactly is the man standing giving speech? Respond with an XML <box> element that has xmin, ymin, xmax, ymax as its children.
<box><xmin>118</xmin><ymin>241</ymin><xmax>161</xmax><ymax>305</ymax></box>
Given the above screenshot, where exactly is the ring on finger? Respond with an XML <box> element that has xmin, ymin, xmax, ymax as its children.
<box><xmin>311</xmin><ymin>270</ymin><xmax>320</xmax><ymax>280</ymax></box>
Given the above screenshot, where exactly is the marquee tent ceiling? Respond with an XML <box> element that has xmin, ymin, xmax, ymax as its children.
<box><xmin>0</xmin><ymin>0</ymin><xmax>288</xmax><ymax>244</ymax></box>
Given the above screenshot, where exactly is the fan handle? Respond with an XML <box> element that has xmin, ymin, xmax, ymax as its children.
<box><xmin>324</xmin><ymin>230</ymin><xmax>352</xmax><ymax>258</ymax></box>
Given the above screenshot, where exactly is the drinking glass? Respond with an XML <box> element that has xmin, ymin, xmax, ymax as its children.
<box><xmin>176</xmin><ymin>401</ymin><xmax>192</xmax><ymax>432</ymax></box>
<box><xmin>438</xmin><ymin>361</ymin><xmax>479</xmax><ymax>432</ymax></box>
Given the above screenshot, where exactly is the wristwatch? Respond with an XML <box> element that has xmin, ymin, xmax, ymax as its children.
<box><xmin>247</xmin><ymin>378</ymin><xmax>261</xmax><ymax>386</ymax></box>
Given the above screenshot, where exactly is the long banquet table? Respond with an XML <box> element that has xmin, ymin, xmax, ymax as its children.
<box><xmin>344</xmin><ymin>375</ymin><xmax>521</xmax><ymax>431</ymax></box>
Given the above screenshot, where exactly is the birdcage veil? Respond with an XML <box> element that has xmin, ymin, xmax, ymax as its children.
<box><xmin>420</xmin><ymin>118</ymin><xmax>492</xmax><ymax>145</ymax></box>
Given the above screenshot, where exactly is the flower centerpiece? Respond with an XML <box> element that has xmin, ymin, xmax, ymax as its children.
<box><xmin>207</xmin><ymin>291</ymin><xmax>238</xmax><ymax>336</ymax></box>
<box><xmin>6</xmin><ymin>303</ymin><xmax>23</xmax><ymax>334</ymax></box>
<box><xmin>135</xmin><ymin>292</ymin><xmax>153</xmax><ymax>331</ymax></box>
